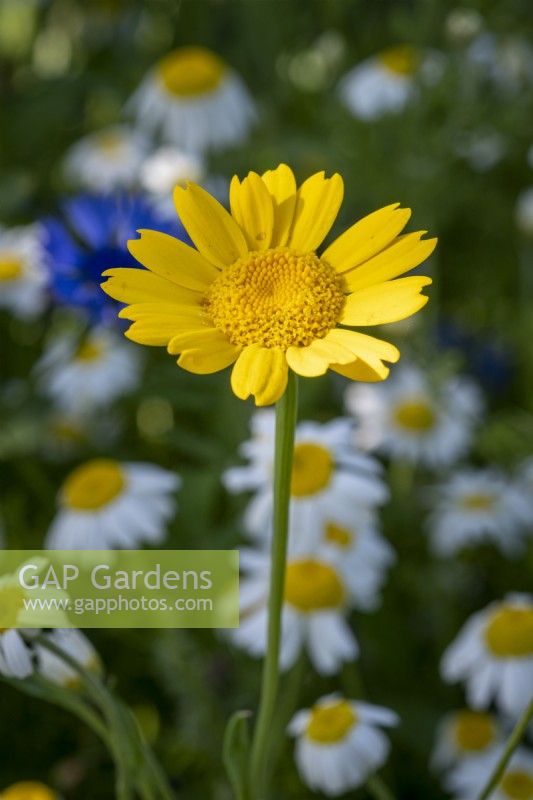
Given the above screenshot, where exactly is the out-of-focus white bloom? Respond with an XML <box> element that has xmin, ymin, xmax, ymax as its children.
<box><xmin>448</xmin><ymin>747</ymin><xmax>533</xmax><ymax>800</ymax></box>
<box><xmin>346</xmin><ymin>366</ymin><xmax>483</xmax><ymax>469</ymax></box>
<box><xmin>0</xmin><ymin>224</ymin><xmax>48</xmax><ymax>319</ymax></box>
<box><xmin>441</xmin><ymin>594</ymin><xmax>533</xmax><ymax>720</ymax></box>
<box><xmin>338</xmin><ymin>45</ymin><xmax>445</xmax><ymax>120</ymax></box>
<box><xmin>128</xmin><ymin>46</ymin><xmax>256</xmax><ymax>153</ymax></box>
<box><xmin>45</xmin><ymin>459</ymin><xmax>180</xmax><ymax>549</ymax></box>
<box><xmin>431</xmin><ymin>709</ymin><xmax>502</xmax><ymax>776</ymax></box>
<box><xmin>223</xmin><ymin>412</ymin><xmax>388</xmax><ymax>542</ymax></box>
<box><xmin>455</xmin><ymin>129</ymin><xmax>507</xmax><ymax>172</ymax></box>
<box><xmin>233</xmin><ymin>549</ymin><xmax>360</xmax><ymax>674</ymax></box>
<box><xmin>0</xmin><ymin>575</ymin><xmax>35</xmax><ymax>679</ymax></box>
<box><xmin>427</xmin><ymin>469</ymin><xmax>531</xmax><ymax>557</ymax></box>
<box><xmin>467</xmin><ymin>34</ymin><xmax>533</xmax><ymax>92</ymax></box>
<box><xmin>36</xmin><ymin>327</ymin><xmax>142</xmax><ymax>414</ymax></box>
<box><xmin>445</xmin><ymin>9</ymin><xmax>484</xmax><ymax>45</ymax></box>
<box><xmin>289</xmin><ymin>694</ymin><xmax>398</xmax><ymax>796</ymax></box>
<box><xmin>37</xmin><ymin>629</ymin><xmax>101</xmax><ymax>687</ymax></box>
<box><xmin>516</xmin><ymin>188</ymin><xmax>533</xmax><ymax>237</ymax></box>
<box><xmin>63</xmin><ymin>126</ymin><xmax>149</xmax><ymax>191</ymax></box>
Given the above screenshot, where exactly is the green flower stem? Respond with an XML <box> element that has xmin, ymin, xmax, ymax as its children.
<box><xmin>476</xmin><ymin>698</ymin><xmax>533</xmax><ymax>800</ymax></box>
<box><xmin>249</xmin><ymin>370</ymin><xmax>299</xmax><ymax>799</ymax></box>
<box><xmin>367</xmin><ymin>775</ymin><xmax>397</xmax><ymax>800</ymax></box>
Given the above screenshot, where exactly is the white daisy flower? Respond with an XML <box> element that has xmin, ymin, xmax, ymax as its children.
<box><xmin>45</xmin><ymin>458</ymin><xmax>180</xmax><ymax>550</ymax></box>
<box><xmin>338</xmin><ymin>45</ymin><xmax>444</xmax><ymax>121</ymax></box>
<box><xmin>36</xmin><ymin>326</ymin><xmax>143</xmax><ymax>414</ymax></box>
<box><xmin>63</xmin><ymin>126</ymin><xmax>149</xmax><ymax>192</ymax></box>
<box><xmin>441</xmin><ymin>594</ymin><xmax>533</xmax><ymax>720</ymax></box>
<box><xmin>233</xmin><ymin>549</ymin><xmax>363</xmax><ymax>674</ymax></box>
<box><xmin>37</xmin><ymin>629</ymin><xmax>101</xmax><ymax>688</ymax></box>
<box><xmin>431</xmin><ymin>709</ymin><xmax>502</xmax><ymax>774</ymax></box>
<box><xmin>467</xmin><ymin>33</ymin><xmax>533</xmax><ymax>93</ymax></box>
<box><xmin>139</xmin><ymin>147</ymin><xmax>205</xmax><ymax>217</ymax></box>
<box><xmin>289</xmin><ymin>694</ymin><xmax>398</xmax><ymax>796</ymax></box>
<box><xmin>346</xmin><ymin>365</ymin><xmax>483</xmax><ymax>469</ymax></box>
<box><xmin>428</xmin><ymin>469</ymin><xmax>531</xmax><ymax>557</ymax></box>
<box><xmin>128</xmin><ymin>46</ymin><xmax>256</xmax><ymax>153</ymax></box>
<box><xmin>224</xmin><ymin>411</ymin><xmax>388</xmax><ymax>542</ymax></box>
<box><xmin>448</xmin><ymin>748</ymin><xmax>533</xmax><ymax>800</ymax></box>
<box><xmin>289</xmin><ymin>508</ymin><xmax>395</xmax><ymax>612</ymax></box>
<box><xmin>454</xmin><ymin>129</ymin><xmax>507</xmax><ymax>172</ymax></box>
<box><xmin>516</xmin><ymin>188</ymin><xmax>533</xmax><ymax>237</ymax></box>
<box><xmin>0</xmin><ymin>575</ymin><xmax>35</xmax><ymax>679</ymax></box>
<box><xmin>0</xmin><ymin>224</ymin><xmax>48</xmax><ymax>319</ymax></box>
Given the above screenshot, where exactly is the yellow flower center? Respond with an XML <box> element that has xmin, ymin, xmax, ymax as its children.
<box><xmin>0</xmin><ymin>585</ymin><xmax>25</xmax><ymax>632</ymax></box>
<box><xmin>307</xmin><ymin>700</ymin><xmax>357</xmax><ymax>743</ymax></box>
<box><xmin>284</xmin><ymin>559</ymin><xmax>345</xmax><ymax>612</ymax></box>
<box><xmin>378</xmin><ymin>45</ymin><xmax>420</xmax><ymax>76</ymax></box>
<box><xmin>501</xmin><ymin>771</ymin><xmax>533</xmax><ymax>800</ymax></box>
<box><xmin>157</xmin><ymin>46</ymin><xmax>225</xmax><ymax>97</ymax></box>
<box><xmin>63</xmin><ymin>458</ymin><xmax>126</xmax><ymax>511</ymax></box>
<box><xmin>96</xmin><ymin>131</ymin><xmax>126</xmax><ymax>155</ymax></box>
<box><xmin>393</xmin><ymin>399</ymin><xmax>436</xmax><ymax>432</ymax></box>
<box><xmin>324</xmin><ymin>522</ymin><xmax>353</xmax><ymax>548</ymax></box>
<box><xmin>75</xmin><ymin>339</ymin><xmax>104</xmax><ymax>362</ymax></box>
<box><xmin>290</xmin><ymin>442</ymin><xmax>334</xmax><ymax>497</ymax></box>
<box><xmin>205</xmin><ymin>247</ymin><xmax>345</xmax><ymax>349</ymax></box>
<box><xmin>485</xmin><ymin>606</ymin><xmax>533</xmax><ymax>658</ymax></box>
<box><xmin>0</xmin><ymin>783</ymin><xmax>57</xmax><ymax>800</ymax></box>
<box><xmin>460</xmin><ymin>492</ymin><xmax>495</xmax><ymax>511</ymax></box>
<box><xmin>453</xmin><ymin>711</ymin><xmax>496</xmax><ymax>752</ymax></box>
<box><xmin>0</xmin><ymin>257</ymin><xmax>23</xmax><ymax>281</ymax></box>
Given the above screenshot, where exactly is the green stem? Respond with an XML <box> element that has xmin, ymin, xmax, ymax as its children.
<box><xmin>249</xmin><ymin>371</ymin><xmax>299</xmax><ymax>799</ymax></box>
<box><xmin>476</xmin><ymin>699</ymin><xmax>533</xmax><ymax>800</ymax></box>
<box><xmin>367</xmin><ymin>775</ymin><xmax>396</xmax><ymax>800</ymax></box>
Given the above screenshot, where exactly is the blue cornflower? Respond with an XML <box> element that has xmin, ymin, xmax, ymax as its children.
<box><xmin>42</xmin><ymin>193</ymin><xmax>190</xmax><ymax>323</ymax></box>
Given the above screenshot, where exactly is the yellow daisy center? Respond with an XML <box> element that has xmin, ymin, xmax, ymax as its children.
<box><xmin>0</xmin><ymin>257</ymin><xmax>22</xmax><ymax>281</ymax></box>
<box><xmin>205</xmin><ymin>247</ymin><xmax>345</xmax><ymax>349</ymax></box>
<box><xmin>460</xmin><ymin>492</ymin><xmax>495</xmax><ymax>511</ymax></box>
<box><xmin>307</xmin><ymin>700</ymin><xmax>357</xmax><ymax>743</ymax></box>
<box><xmin>75</xmin><ymin>339</ymin><xmax>105</xmax><ymax>362</ymax></box>
<box><xmin>378</xmin><ymin>45</ymin><xmax>419</xmax><ymax>76</ymax></box>
<box><xmin>290</xmin><ymin>442</ymin><xmax>334</xmax><ymax>497</ymax></box>
<box><xmin>485</xmin><ymin>606</ymin><xmax>533</xmax><ymax>658</ymax></box>
<box><xmin>63</xmin><ymin>458</ymin><xmax>126</xmax><ymax>511</ymax></box>
<box><xmin>0</xmin><ymin>783</ymin><xmax>57</xmax><ymax>800</ymax></box>
<box><xmin>324</xmin><ymin>522</ymin><xmax>353</xmax><ymax>548</ymax></box>
<box><xmin>0</xmin><ymin>585</ymin><xmax>25</xmax><ymax>632</ymax></box>
<box><xmin>453</xmin><ymin>711</ymin><xmax>496</xmax><ymax>752</ymax></box>
<box><xmin>157</xmin><ymin>46</ymin><xmax>225</xmax><ymax>97</ymax></box>
<box><xmin>501</xmin><ymin>771</ymin><xmax>533</xmax><ymax>800</ymax></box>
<box><xmin>284</xmin><ymin>559</ymin><xmax>345</xmax><ymax>612</ymax></box>
<box><xmin>96</xmin><ymin>131</ymin><xmax>126</xmax><ymax>155</ymax></box>
<box><xmin>393</xmin><ymin>399</ymin><xmax>436</xmax><ymax>432</ymax></box>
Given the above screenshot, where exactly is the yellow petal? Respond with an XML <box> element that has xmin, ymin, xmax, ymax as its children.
<box><xmin>167</xmin><ymin>327</ymin><xmax>227</xmax><ymax>355</ymax></box>
<box><xmin>231</xmin><ymin>345</ymin><xmax>288</xmax><ymax>406</ymax></box>
<box><xmin>230</xmin><ymin>172</ymin><xmax>274</xmax><ymax>251</ymax></box>
<box><xmin>288</xmin><ymin>171</ymin><xmax>344</xmax><ymax>252</ymax></box>
<box><xmin>322</xmin><ymin>204</ymin><xmax>411</xmax><ymax>273</ymax></box>
<box><xmin>118</xmin><ymin>301</ymin><xmax>203</xmax><ymax>321</ymax></box>
<box><xmin>286</xmin><ymin>331</ymin><xmax>355</xmax><ymax>377</ymax></box>
<box><xmin>178</xmin><ymin>339</ymin><xmax>240</xmax><ymax>375</ymax></box>
<box><xmin>261</xmin><ymin>164</ymin><xmax>297</xmax><ymax>247</ymax></box>
<box><xmin>101</xmin><ymin>268</ymin><xmax>201</xmax><ymax>305</ymax></box>
<box><xmin>128</xmin><ymin>229</ymin><xmax>219</xmax><ymax>291</ymax></box>
<box><xmin>341</xmin><ymin>276</ymin><xmax>432</xmax><ymax>326</ymax></box>
<box><xmin>327</xmin><ymin>329</ymin><xmax>400</xmax><ymax>364</ymax></box>
<box><xmin>174</xmin><ymin>182</ymin><xmax>248</xmax><ymax>269</ymax></box>
<box><xmin>331</xmin><ymin>359</ymin><xmax>390</xmax><ymax>382</ymax></box>
<box><xmin>125</xmin><ymin>318</ymin><xmax>197</xmax><ymax>346</ymax></box>
<box><xmin>344</xmin><ymin>233</ymin><xmax>437</xmax><ymax>293</ymax></box>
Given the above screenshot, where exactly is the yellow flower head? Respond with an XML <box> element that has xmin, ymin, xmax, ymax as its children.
<box><xmin>101</xmin><ymin>165</ymin><xmax>436</xmax><ymax>405</ymax></box>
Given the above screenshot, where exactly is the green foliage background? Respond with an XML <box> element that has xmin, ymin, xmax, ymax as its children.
<box><xmin>1</xmin><ymin>0</ymin><xmax>533</xmax><ymax>797</ymax></box>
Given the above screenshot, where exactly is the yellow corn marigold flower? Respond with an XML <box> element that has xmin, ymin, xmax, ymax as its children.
<box><xmin>101</xmin><ymin>164</ymin><xmax>436</xmax><ymax>406</ymax></box>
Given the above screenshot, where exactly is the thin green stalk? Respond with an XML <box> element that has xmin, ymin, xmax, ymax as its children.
<box><xmin>249</xmin><ymin>371</ymin><xmax>299</xmax><ymax>798</ymax></box>
<box><xmin>367</xmin><ymin>775</ymin><xmax>397</xmax><ymax>800</ymax></box>
<box><xmin>476</xmin><ymin>699</ymin><xmax>533</xmax><ymax>800</ymax></box>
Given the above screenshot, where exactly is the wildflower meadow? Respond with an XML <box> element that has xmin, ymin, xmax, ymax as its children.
<box><xmin>1</xmin><ymin>1</ymin><xmax>532</xmax><ymax>799</ymax></box>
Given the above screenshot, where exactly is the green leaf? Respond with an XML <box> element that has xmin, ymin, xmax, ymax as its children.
<box><xmin>223</xmin><ymin>710</ymin><xmax>252</xmax><ymax>800</ymax></box>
